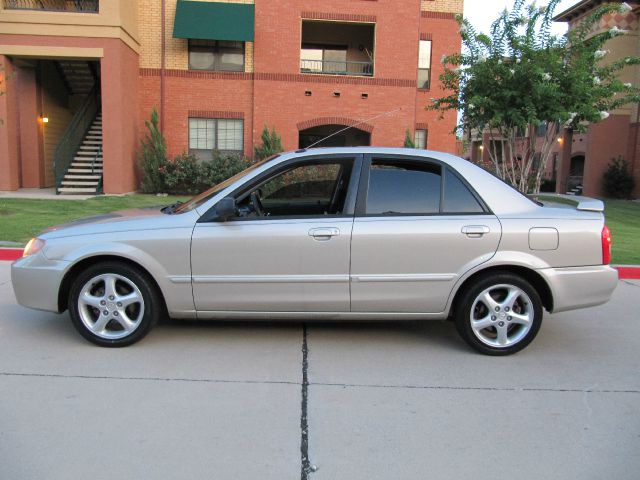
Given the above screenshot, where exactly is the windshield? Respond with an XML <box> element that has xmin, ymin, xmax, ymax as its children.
<box><xmin>172</xmin><ymin>155</ymin><xmax>279</xmax><ymax>214</ymax></box>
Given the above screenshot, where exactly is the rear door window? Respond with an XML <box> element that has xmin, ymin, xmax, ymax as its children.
<box><xmin>366</xmin><ymin>159</ymin><xmax>441</xmax><ymax>215</ymax></box>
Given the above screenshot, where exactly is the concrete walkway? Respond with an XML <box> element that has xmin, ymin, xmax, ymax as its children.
<box><xmin>0</xmin><ymin>188</ymin><xmax>94</xmax><ymax>200</ymax></box>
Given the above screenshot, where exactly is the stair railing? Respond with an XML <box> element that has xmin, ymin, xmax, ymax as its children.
<box><xmin>91</xmin><ymin>145</ymin><xmax>104</xmax><ymax>194</ymax></box>
<box><xmin>53</xmin><ymin>86</ymin><xmax>100</xmax><ymax>193</ymax></box>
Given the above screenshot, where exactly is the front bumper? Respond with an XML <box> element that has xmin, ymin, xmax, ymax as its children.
<box><xmin>538</xmin><ymin>265</ymin><xmax>618</xmax><ymax>313</ymax></box>
<box><xmin>11</xmin><ymin>252</ymin><xmax>70</xmax><ymax>313</ymax></box>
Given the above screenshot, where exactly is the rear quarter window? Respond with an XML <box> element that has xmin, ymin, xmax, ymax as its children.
<box><xmin>443</xmin><ymin>169</ymin><xmax>485</xmax><ymax>213</ymax></box>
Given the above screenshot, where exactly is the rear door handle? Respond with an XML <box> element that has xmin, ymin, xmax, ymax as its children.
<box><xmin>309</xmin><ymin>227</ymin><xmax>340</xmax><ymax>241</ymax></box>
<box><xmin>462</xmin><ymin>225</ymin><xmax>490</xmax><ymax>237</ymax></box>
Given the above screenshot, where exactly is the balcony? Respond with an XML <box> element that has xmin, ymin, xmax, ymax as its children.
<box><xmin>301</xmin><ymin>20</ymin><xmax>375</xmax><ymax>77</ymax></box>
<box><xmin>3</xmin><ymin>0</ymin><xmax>98</xmax><ymax>13</ymax></box>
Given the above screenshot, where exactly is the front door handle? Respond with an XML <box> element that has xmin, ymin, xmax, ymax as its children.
<box><xmin>462</xmin><ymin>225</ymin><xmax>490</xmax><ymax>238</ymax></box>
<box><xmin>309</xmin><ymin>227</ymin><xmax>340</xmax><ymax>241</ymax></box>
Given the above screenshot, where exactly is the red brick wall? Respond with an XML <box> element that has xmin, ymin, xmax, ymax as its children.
<box><xmin>139</xmin><ymin>0</ymin><xmax>462</xmax><ymax>159</ymax></box>
<box><xmin>583</xmin><ymin>115</ymin><xmax>630</xmax><ymax>198</ymax></box>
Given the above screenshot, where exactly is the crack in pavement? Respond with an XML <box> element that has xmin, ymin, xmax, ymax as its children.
<box><xmin>300</xmin><ymin>324</ymin><xmax>312</xmax><ymax>480</ymax></box>
<box><xmin>1</xmin><ymin>372</ymin><xmax>637</xmax><ymax>394</ymax></box>
<box><xmin>311</xmin><ymin>382</ymin><xmax>640</xmax><ymax>394</ymax></box>
<box><xmin>0</xmin><ymin>372</ymin><xmax>298</xmax><ymax>386</ymax></box>
<box><xmin>622</xmin><ymin>280</ymin><xmax>640</xmax><ymax>288</ymax></box>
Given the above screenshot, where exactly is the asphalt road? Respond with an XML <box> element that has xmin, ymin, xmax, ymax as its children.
<box><xmin>0</xmin><ymin>261</ymin><xmax>638</xmax><ymax>480</ymax></box>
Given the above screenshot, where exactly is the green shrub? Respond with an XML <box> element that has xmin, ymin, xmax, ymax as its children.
<box><xmin>138</xmin><ymin>109</ymin><xmax>168</xmax><ymax>193</ymax></box>
<box><xmin>162</xmin><ymin>152</ymin><xmax>251</xmax><ymax>195</ymax></box>
<box><xmin>540</xmin><ymin>178</ymin><xmax>556</xmax><ymax>193</ymax></box>
<box><xmin>254</xmin><ymin>126</ymin><xmax>284</xmax><ymax>160</ymax></box>
<box><xmin>403</xmin><ymin>129</ymin><xmax>415</xmax><ymax>148</ymax></box>
<box><xmin>602</xmin><ymin>156</ymin><xmax>635</xmax><ymax>199</ymax></box>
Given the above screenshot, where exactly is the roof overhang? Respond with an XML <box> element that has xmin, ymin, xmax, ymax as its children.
<box><xmin>173</xmin><ymin>0</ymin><xmax>255</xmax><ymax>42</ymax></box>
<box><xmin>554</xmin><ymin>0</ymin><xmax>625</xmax><ymax>22</ymax></box>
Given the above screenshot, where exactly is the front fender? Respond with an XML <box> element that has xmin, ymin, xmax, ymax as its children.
<box><xmin>47</xmin><ymin>231</ymin><xmax>196</xmax><ymax>318</ymax></box>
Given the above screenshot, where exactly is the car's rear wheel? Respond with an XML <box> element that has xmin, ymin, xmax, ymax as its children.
<box><xmin>454</xmin><ymin>272</ymin><xmax>543</xmax><ymax>355</ymax></box>
<box><xmin>68</xmin><ymin>261</ymin><xmax>161</xmax><ymax>347</ymax></box>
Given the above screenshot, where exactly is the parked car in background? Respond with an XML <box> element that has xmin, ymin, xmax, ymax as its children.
<box><xmin>12</xmin><ymin>148</ymin><xmax>618</xmax><ymax>355</ymax></box>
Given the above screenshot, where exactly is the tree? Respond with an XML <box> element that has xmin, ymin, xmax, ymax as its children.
<box><xmin>431</xmin><ymin>0</ymin><xmax>640</xmax><ymax>193</ymax></box>
<box><xmin>138</xmin><ymin>108</ymin><xmax>168</xmax><ymax>193</ymax></box>
<box><xmin>403</xmin><ymin>129</ymin><xmax>416</xmax><ymax>148</ymax></box>
<box><xmin>254</xmin><ymin>125</ymin><xmax>284</xmax><ymax>160</ymax></box>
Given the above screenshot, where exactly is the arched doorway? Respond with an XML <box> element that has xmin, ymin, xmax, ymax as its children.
<box><xmin>568</xmin><ymin>154</ymin><xmax>585</xmax><ymax>194</ymax></box>
<box><xmin>299</xmin><ymin>124</ymin><xmax>371</xmax><ymax>149</ymax></box>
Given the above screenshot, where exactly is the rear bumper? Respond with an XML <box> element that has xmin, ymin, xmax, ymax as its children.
<box><xmin>11</xmin><ymin>252</ymin><xmax>69</xmax><ymax>313</ymax></box>
<box><xmin>538</xmin><ymin>265</ymin><xmax>618</xmax><ymax>313</ymax></box>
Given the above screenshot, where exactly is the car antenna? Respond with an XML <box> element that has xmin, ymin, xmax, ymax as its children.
<box><xmin>305</xmin><ymin>107</ymin><xmax>403</xmax><ymax>149</ymax></box>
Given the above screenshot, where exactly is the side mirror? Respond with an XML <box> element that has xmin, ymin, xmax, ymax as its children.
<box><xmin>215</xmin><ymin>197</ymin><xmax>237</xmax><ymax>221</ymax></box>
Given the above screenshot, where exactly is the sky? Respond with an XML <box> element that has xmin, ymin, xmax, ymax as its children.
<box><xmin>463</xmin><ymin>0</ymin><xmax>579</xmax><ymax>37</ymax></box>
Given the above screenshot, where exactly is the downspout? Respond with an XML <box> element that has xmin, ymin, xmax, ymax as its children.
<box><xmin>161</xmin><ymin>0</ymin><xmax>166</xmax><ymax>134</ymax></box>
<box><xmin>632</xmin><ymin>103</ymin><xmax>639</xmax><ymax>181</ymax></box>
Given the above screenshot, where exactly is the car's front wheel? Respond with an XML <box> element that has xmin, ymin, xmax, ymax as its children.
<box><xmin>68</xmin><ymin>261</ymin><xmax>161</xmax><ymax>347</ymax></box>
<box><xmin>454</xmin><ymin>272</ymin><xmax>543</xmax><ymax>355</ymax></box>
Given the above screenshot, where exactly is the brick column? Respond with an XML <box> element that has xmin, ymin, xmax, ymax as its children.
<box><xmin>101</xmin><ymin>40</ymin><xmax>140</xmax><ymax>194</ymax></box>
<box><xmin>0</xmin><ymin>55</ymin><xmax>21</xmax><ymax>191</ymax></box>
<box><xmin>17</xmin><ymin>66</ymin><xmax>46</xmax><ymax>188</ymax></box>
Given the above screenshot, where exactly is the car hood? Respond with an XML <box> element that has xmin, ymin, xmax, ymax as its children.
<box><xmin>39</xmin><ymin>207</ymin><xmax>196</xmax><ymax>239</ymax></box>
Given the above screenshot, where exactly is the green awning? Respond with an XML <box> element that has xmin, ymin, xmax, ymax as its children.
<box><xmin>173</xmin><ymin>1</ymin><xmax>255</xmax><ymax>42</ymax></box>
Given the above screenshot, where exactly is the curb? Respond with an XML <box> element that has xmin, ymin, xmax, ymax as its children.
<box><xmin>0</xmin><ymin>248</ymin><xmax>22</xmax><ymax>261</ymax></box>
<box><xmin>1</xmin><ymin>247</ymin><xmax>639</xmax><ymax>279</ymax></box>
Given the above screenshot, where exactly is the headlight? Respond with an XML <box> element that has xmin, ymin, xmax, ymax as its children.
<box><xmin>23</xmin><ymin>238</ymin><xmax>45</xmax><ymax>257</ymax></box>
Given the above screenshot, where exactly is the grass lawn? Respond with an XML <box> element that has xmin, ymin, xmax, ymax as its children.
<box><xmin>602</xmin><ymin>200</ymin><xmax>640</xmax><ymax>265</ymax></box>
<box><xmin>0</xmin><ymin>195</ymin><xmax>186</xmax><ymax>245</ymax></box>
<box><xmin>1</xmin><ymin>194</ymin><xmax>638</xmax><ymax>265</ymax></box>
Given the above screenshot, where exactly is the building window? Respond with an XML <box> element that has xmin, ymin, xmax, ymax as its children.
<box><xmin>301</xmin><ymin>44</ymin><xmax>349</xmax><ymax>74</ymax></box>
<box><xmin>414</xmin><ymin>129</ymin><xmax>427</xmax><ymax>149</ymax></box>
<box><xmin>418</xmin><ymin>40</ymin><xmax>432</xmax><ymax>90</ymax></box>
<box><xmin>188</xmin><ymin>40</ymin><xmax>245</xmax><ymax>72</ymax></box>
<box><xmin>189</xmin><ymin>118</ymin><xmax>244</xmax><ymax>160</ymax></box>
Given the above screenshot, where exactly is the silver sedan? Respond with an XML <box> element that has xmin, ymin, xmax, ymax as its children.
<box><xmin>11</xmin><ymin>148</ymin><xmax>618</xmax><ymax>355</ymax></box>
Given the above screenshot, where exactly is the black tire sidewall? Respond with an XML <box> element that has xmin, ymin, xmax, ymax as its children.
<box><xmin>68</xmin><ymin>261</ymin><xmax>161</xmax><ymax>347</ymax></box>
<box><xmin>455</xmin><ymin>273</ymin><xmax>543</xmax><ymax>356</ymax></box>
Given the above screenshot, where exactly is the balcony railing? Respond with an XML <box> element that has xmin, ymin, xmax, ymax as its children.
<box><xmin>300</xmin><ymin>59</ymin><xmax>374</xmax><ymax>77</ymax></box>
<box><xmin>3</xmin><ymin>0</ymin><xmax>98</xmax><ymax>13</ymax></box>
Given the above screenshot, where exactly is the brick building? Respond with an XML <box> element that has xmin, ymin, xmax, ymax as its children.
<box><xmin>0</xmin><ymin>0</ymin><xmax>463</xmax><ymax>195</ymax></box>
<box><xmin>467</xmin><ymin>0</ymin><xmax>640</xmax><ymax>198</ymax></box>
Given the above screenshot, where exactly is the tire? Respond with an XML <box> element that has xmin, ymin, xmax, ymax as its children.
<box><xmin>68</xmin><ymin>261</ymin><xmax>162</xmax><ymax>347</ymax></box>
<box><xmin>454</xmin><ymin>272</ymin><xmax>543</xmax><ymax>356</ymax></box>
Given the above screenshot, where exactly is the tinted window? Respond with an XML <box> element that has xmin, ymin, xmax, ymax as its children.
<box><xmin>366</xmin><ymin>160</ymin><xmax>441</xmax><ymax>215</ymax></box>
<box><xmin>443</xmin><ymin>169</ymin><xmax>485</xmax><ymax>213</ymax></box>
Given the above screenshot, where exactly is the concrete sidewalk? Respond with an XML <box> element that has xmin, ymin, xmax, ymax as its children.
<box><xmin>0</xmin><ymin>261</ymin><xmax>638</xmax><ymax>479</ymax></box>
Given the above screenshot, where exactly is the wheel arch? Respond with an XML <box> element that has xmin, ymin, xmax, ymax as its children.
<box><xmin>57</xmin><ymin>254</ymin><xmax>168</xmax><ymax>315</ymax></box>
<box><xmin>448</xmin><ymin>265</ymin><xmax>554</xmax><ymax>318</ymax></box>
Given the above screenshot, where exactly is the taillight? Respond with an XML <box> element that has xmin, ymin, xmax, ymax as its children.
<box><xmin>602</xmin><ymin>225</ymin><xmax>612</xmax><ymax>265</ymax></box>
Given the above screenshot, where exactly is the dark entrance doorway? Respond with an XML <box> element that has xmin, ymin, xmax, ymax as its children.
<box><xmin>299</xmin><ymin>124</ymin><xmax>371</xmax><ymax>149</ymax></box>
<box><xmin>568</xmin><ymin>155</ymin><xmax>585</xmax><ymax>194</ymax></box>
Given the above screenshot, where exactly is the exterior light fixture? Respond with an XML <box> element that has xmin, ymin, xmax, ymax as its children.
<box><xmin>41</xmin><ymin>116</ymin><xmax>49</xmax><ymax>123</ymax></box>
<box><xmin>557</xmin><ymin>137</ymin><xmax>562</xmax><ymax>143</ymax></box>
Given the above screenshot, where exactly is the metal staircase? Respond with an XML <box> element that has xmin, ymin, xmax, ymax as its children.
<box><xmin>58</xmin><ymin>112</ymin><xmax>103</xmax><ymax>194</ymax></box>
<box><xmin>55</xmin><ymin>60</ymin><xmax>97</xmax><ymax>95</ymax></box>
